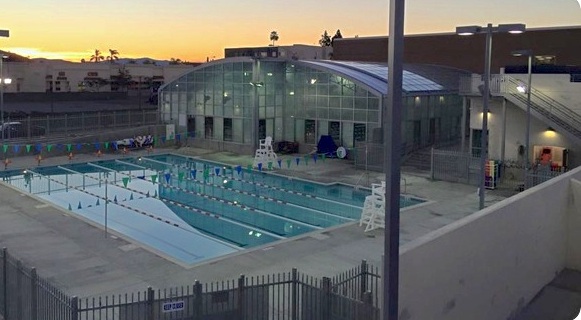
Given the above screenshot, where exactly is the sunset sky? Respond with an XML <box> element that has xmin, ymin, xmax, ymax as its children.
<box><xmin>1</xmin><ymin>0</ymin><xmax>580</xmax><ymax>63</ymax></box>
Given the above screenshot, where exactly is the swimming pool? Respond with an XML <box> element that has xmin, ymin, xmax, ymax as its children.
<box><xmin>0</xmin><ymin>154</ymin><xmax>425</xmax><ymax>265</ymax></box>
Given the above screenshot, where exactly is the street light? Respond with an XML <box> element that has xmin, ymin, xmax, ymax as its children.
<box><xmin>456</xmin><ymin>23</ymin><xmax>526</xmax><ymax>210</ymax></box>
<box><xmin>0</xmin><ymin>55</ymin><xmax>12</xmax><ymax>142</ymax></box>
<box><xmin>512</xmin><ymin>49</ymin><xmax>533</xmax><ymax>189</ymax></box>
<box><xmin>1</xmin><ymin>29</ymin><xmax>9</xmax><ymax>143</ymax></box>
<box><xmin>249</xmin><ymin>81</ymin><xmax>263</xmax><ymax>152</ymax></box>
<box><xmin>250</xmin><ymin>58</ymin><xmax>263</xmax><ymax>152</ymax></box>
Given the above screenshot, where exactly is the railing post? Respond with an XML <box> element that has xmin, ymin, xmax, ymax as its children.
<box><xmin>291</xmin><ymin>268</ymin><xmax>298</xmax><ymax>320</ymax></box>
<box><xmin>70</xmin><ymin>296</ymin><xmax>78</xmax><ymax>320</ymax></box>
<box><xmin>430</xmin><ymin>147</ymin><xmax>435</xmax><ymax>180</ymax></box>
<box><xmin>360</xmin><ymin>260</ymin><xmax>368</xmax><ymax>297</ymax></box>
<box><xmin>2</xmin><ymin>248</ymin><xmax>7</xmax><ymax>319</ymax></box>
<box><xmin>237</xmin><ymin>275</ymin><xmax>245</xmax><ymax>320</ymax></box>
<box><xmin>361</xmin><ymin>291</ymin><xmax>374</xmax><ymax>320</ymax></box>
<box><xmin>193</xmin><ymin>280</ymin><xmax>202</xmax><ymax>320</ymax></box>
<box><xmin>16</xmin><ymin>260</ymin><xmax>23</xmax><ymax>320</ymax></box>
<box><xmin>147</xmin><ymin>286</ymin><xmax>155</xmax><ymax>320</ymax></box>
<box><xmin>30</xmin><ymin>267</ymin><xmax>38</xmax><ymax>320</ymax></box>
<box><xmin>322</xmin><ymin>277</ymin><xmax>331</xmax><ymax>320</ymax></box>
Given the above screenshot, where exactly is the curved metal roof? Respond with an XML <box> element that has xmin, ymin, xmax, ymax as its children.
<box><xmin>299</xmin><ymin>60</ymin><xmax>470</xmax><ymax>95</ymax></box>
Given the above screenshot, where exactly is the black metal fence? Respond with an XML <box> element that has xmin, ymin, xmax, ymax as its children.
<box><xmin>2</xmin><ymin>109</ymin><xmax>159</xmax><ymax>140</ymax></box>
<box><xmin>431</xmin><ymin>149</ymin><xmax>567</xmax><ymax>193</ymax></box>
<box><xmin>1</xmin><ymin>247</ymin><xmax>380</xmax><ymax>320</ymax></box>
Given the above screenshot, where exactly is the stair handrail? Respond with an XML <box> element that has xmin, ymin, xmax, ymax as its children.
<box><xmin>502</xmin><ymin>75</ymin><xmax>581</xmax><ymax>137</ymax></box>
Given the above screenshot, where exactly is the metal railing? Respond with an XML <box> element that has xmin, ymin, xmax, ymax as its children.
<box><xmin>502</xmin><ymin>75</ymin><xmax>581</xmax><ymax>142</ymax></box>
<box><xmin>1</xmin><ymin>109</ymin><xmax>160</xmax><ymax>142</ymax></box>
<box><xmin>1</xmin><ymin>247</ymin><xmax>380</xmax><ymax>320</ymax></box>
<box><xmin>0</xmin><ymin>248</ymin><xmax>75</xmax><ymax>320</ymax></box>
<box><xmin>459</xmin><ymin>74</ymin><xmax>581</xmax><ymax>143</ymax></box>
<box><xmin>430</xmin><ymin>148</ymin><xmax>567</xmax><ymax>193</ymax></box>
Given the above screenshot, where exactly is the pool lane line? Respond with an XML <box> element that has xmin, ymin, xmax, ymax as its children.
<box><xmin>110</xmin><ymin>169</ymin><xmax>319</xmax><ymax>233</ymax></box>
<box><xmin>52</xmin><ymin>167</ymin><xmax>266</xmax><ymax>246</ymax></box>
<box><xmin>138</xmin><ymin>156</ymin><xmax>361</xmax><ymax>214</ymax></box>
<box><xmin>137</xmin><ymin>166</ymin><xmax>351</xmax><ymax>225</ymax></box>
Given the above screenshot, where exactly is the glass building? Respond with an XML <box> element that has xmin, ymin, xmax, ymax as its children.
<box><xmin>159</xmin><ymin>57</ymin><xmax>469</xmax><ymax>168</ymax></box>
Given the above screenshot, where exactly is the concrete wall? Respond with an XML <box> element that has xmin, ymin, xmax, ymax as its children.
<box><xmin>468</xmin><ymin>96</ymin><xmax>580</xmax><ymax>167</ymax></box>
<box><xmin>509</xmin><ymin>73</ymin><xmax>581</xmax><ymax>116</ymax></box>
<box><xmin>398</xmin><ymin>166</ymin><xmax>581</xmax><ymax>320</ymax></box>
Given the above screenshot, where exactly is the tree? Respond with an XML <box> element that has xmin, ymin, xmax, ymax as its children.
<box><xmin>90</xmin><ymin>49</ymin><xmax>104</xmax><ymax>63</ymax></box>
<box><xmin>319</xmin><ymin>30</ymin><xmax>331</xmax><ymax>47</ymax></box>
<box><xmin>269</xmin><ymin>31</ymin><xmax>279</xmax><ymax>46</ymax></box>
<box><xmin>331</xmin><ymin>29</ymin><xmax>343</xmax><ymax>46</ymax></box>
<box><xmin>169</xmin><ymin>57</ymin><xmax>182</xmax><ymax>65</ymax></box>
<box><xmin>106</xmin><ymin>49</ymin><xmax>119</xmax><ymax>64</ymax></box>
<box><xmin>111</xmin><ymin>66</ymin><xmax>131</xmax><ymax>92</ymax></box>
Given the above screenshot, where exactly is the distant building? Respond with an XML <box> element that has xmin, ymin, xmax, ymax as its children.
<box><xmin>0</xmin><ymin>58</ymin><xmax>197</xmax><ymax>94</ymax></box>
<box><xmin>225</xmin><ymin>44</ymin><xmax>332</xmax><ymax>60</ymax></box>
<box><xmin>332</xmin><ymin>25</ymin><xmax>581</xmax><ymax>73</ymax></box>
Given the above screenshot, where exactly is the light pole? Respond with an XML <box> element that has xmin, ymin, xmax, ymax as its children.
<box><xmin>456</xmin><ymin>23</ymin><xmax>526</xmax><ymax>210</ymax></box>
<box><xmin>384</xmin><ymin>0</ymin><xmax>405</xmax><ymax>319</ymax></box>
<box><xmin>512</xmin><ymin>50</ymin><xmax>533</xmax><ymax>189</ymax></box>
<box><xmin>0</xmin><ymin>29</ymin><xmax>9</xmax><ymax>143</ymax></box>
<box><xmin>0</xmin><ymin>56</ymin><xmax>12</xmax><ymax>143</ymax></box>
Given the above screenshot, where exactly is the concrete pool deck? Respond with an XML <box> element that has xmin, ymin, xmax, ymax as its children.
<box><xmin>0</xmin><ymin>146</ymin><xmax>508</xmax><ymax>298</ymax></box>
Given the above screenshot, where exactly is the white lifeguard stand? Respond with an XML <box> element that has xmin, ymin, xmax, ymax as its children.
<box><xmin>253</xmin><ymin>136</ymin><xmax>278</xmax><ymax>169</ymax></box>
<box><xmin>359</xmin><ymin>181</ymin><xmax>386</xmax><ymax>232</ymax></box>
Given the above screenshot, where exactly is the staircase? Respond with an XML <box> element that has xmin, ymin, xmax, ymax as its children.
<box><xmin>401</xmin><ymin>149</ymin><xmax>432</xmax><ymax>172</ymax></box>
<box><xmin>501</xmin><ymin>76</ymin><xmax>581</xmax><ymax>145</ymax></box>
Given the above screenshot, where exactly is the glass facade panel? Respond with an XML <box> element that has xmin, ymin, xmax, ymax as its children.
<box><xmin>158</xmin><ymin>58</ymin><xmax>464</xmax><ymax>155</ymax></box>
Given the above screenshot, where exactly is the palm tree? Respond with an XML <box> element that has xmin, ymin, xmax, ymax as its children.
<box><xmin>269</xmin><ymin>31</ymin><xmax>279</xmax><ymax>46</ymax></box>
<box><xmin>106</xmin><ymin>49</ymin><xmax>119</xmax><ymax>64</ymax></box>
<box><xmin>319</xmin><ymin>30</ymin><xmax>331</xmax><ymax>47</ymax></box>
<box><xmin>90</xmin><ymin>49</ymin><xmax>104</xmax><ymax>63</ymax></box>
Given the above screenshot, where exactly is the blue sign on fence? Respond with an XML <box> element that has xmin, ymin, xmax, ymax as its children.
<box><xmin>162</xmin><ymin>301</ymin><xmax>185</xmax><ymax>313</ymax></box>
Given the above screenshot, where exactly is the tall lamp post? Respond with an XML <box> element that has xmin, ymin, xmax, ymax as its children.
<box><xmin>0</xmin><ymin>29</ymin><xmax>9</xmax><ymax>143</ymax></box>
<box><xmin>512</xmin><ymin>50</ymin><xmax>533</xmax><ymax>189</ymax></box>
<box><xmin>250</xmin><ymin>58</ymin><xmax>263</xmax><ymax>152</ymax></box>
<box><xmin>455</xmin><ymin>23</ymin><xmax>526</xmax><ymax>210</ymax></box>
<box><xmin>0</xmin><ymin>56</ymin><xmax>12</xmax><ymax>142</ymax></box>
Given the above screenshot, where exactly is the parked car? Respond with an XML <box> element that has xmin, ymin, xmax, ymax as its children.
<box><xmin>0</xmin><ymin>122</ymin><xmax>46</xmax><ymax>139</ymax></box>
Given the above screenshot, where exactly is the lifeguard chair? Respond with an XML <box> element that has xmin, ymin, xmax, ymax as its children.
<box><xmin>253</xmin><ymin>136</ymin><xmax>278</xmax><ymax>169</ymax></box>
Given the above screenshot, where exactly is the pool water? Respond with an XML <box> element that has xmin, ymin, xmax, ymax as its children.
<box><xmin>0</xmin><ymin>154</ymin><xmax>425</xmax><ymax>265</ymax></box>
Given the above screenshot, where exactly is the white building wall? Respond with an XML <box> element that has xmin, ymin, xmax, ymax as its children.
<box><xmin>398</xmin><ymin>166</ymin><xmax>581</xmax><ymax>320</ymax></box>
<box><xmin>1</xmin><ymin>60</ymin><xmax>194</xmax><ymax>93</ymax></box>
<box><xmin>469</xmin><ymin>95</ymin><xmax>579</xmax><ymax>166</ymax></box>
<box><xmin>510</xmin><ymin>73</ymin><xmax>581</xmax><ymax>115</ymax></box>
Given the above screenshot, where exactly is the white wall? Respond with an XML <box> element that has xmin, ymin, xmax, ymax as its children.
<box><xmin>2</xmin><ymin>61</ymin><xmax>194</xmax><ymax>93</ymax></box>
<box><xmin>469</xmin><ymin>97</ymin><xmax>578</xmax><ymax>165</ymax></box>
<box><xmin>510</xmin><ymin>73</ymin><xmax>581</xmax><ymax>115</ymax></box>
<box><xmin>398</xmin><ymin>166</ymin><xmax>581</xmax><ymax>320</ymax></box>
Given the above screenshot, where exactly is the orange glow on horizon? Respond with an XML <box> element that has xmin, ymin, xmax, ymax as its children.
<box><xmin>1</xmin><ymin>1</ymin><xmax>579</xmax><ymax>63</ymax></box>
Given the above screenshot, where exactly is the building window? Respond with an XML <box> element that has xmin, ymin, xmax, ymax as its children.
<box><xmin>224</xmin><ymin>118</ymin><xmax>233</xmax><ymax>141</ymax></box>
<box><xmin>354</xmin><ymin>123</ymin><xmax>366</xmax><ymax>142</ymax></box>
<box><xmin>329</xmin><ymin>121</ymin><xmax>341</xmax><ymax>143</ymax></box>
<box><xmin>305</xmin><ymin>119</ymin><xmax>316</xmax><ymax>144</ymax></box>
<box><xmin>471</xmin><ymin>129</ymin><xmax>488</xmax><ymax>158</ymax></box>
<box><xmin>205</xmin><ymin>117</ymin><xmax>214</xmax><ymax>139</ymax></box>
<box><xmin>87</xmin><ymin>72</ymin><xmax>98</xmax><ymax>77</ymax></box>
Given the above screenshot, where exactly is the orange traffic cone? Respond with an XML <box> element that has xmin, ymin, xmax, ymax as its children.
<box><xmin>96</xmin><ymin>150</ymin><xmax>102</xmax><ymax>157</ymax></box>
<box><xmin>68</xmin><ymin>152</ymin><xmax>74</xmax><ymax>161</ymax></box>
<box><xmin>36</xmin><ymin>154</ymin><xmax>42</xmax><ymax>166</ymax></box>
<box><xmin>4</xmin><ymin>158</ymin><xmax>11</xmax><ymax>170</ymax></box>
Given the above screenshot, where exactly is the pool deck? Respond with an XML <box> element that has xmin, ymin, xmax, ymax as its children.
<box><xmin>0</xmin><ymin>146</ymin><xmax>508</xmax><ymax>298</ymax></box>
